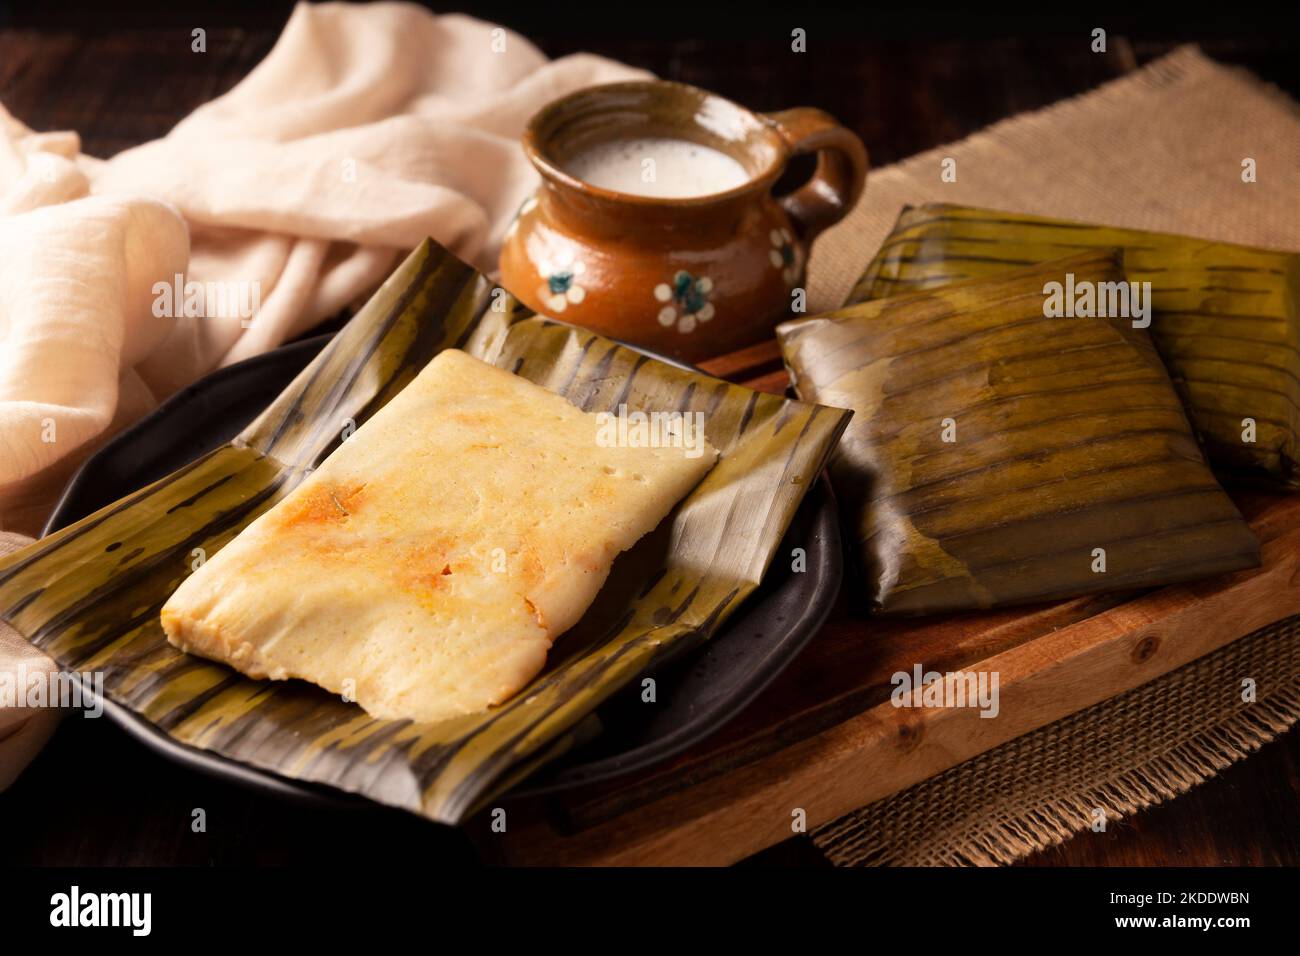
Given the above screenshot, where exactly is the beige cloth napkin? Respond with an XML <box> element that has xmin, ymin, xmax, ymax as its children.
<box><xmin>0</xmin><ymin>1</ymin><xmax>646</xmax><ymax>790</ymax></box>
<box><xmin>0</xmin><ymin>533</ymin><xmax>61</xmax><ymax>791</ymax></box>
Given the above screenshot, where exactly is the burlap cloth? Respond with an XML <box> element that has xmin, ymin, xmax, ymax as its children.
<box><xmin>814</xmin><ymin>614</ymin><xmax>1300</xmax><ymax>866</ymax></box>
<box><xmin>806</xmin><ymin>45</ymin><xmax>1300</xmax><ymax>866</ymax></box>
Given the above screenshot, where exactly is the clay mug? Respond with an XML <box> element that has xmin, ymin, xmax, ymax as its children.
<box><xmin>499</xmin><ymin>80</ymin><xmax>868</xmax><ymax>362</ymax></box>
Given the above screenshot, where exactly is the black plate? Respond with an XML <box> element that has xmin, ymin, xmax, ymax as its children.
<box><xmin>45</xmin><ymin>334</ymin><xmax>842</xmax><ymax>807</ymax></box>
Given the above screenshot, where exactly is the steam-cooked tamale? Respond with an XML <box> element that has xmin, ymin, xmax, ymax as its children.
<box><xmin>852</xmin><ymin>203</ymin><xmax>1300</xmax><ymax>488</ymax></box>
<box><xmin>161</xmin><ymin>349</ymin><xmax>718</xmax><ymax>723</ymax></box>
<box><xmin>779</xmin><ymin>250</ymin><xmax>1260</xmax><ymax>615</ymax></box>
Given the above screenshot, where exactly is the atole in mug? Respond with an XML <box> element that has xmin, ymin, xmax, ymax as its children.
<box><xmin>500</xmin><ymin>80</ymin><xmax>868</xmax><ymax>361</ymax></box>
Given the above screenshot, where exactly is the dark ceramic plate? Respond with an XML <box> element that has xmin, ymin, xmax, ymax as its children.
<box><xmin>45</xmin><ymin>333</ymin><xmax>842</xmax><ymax>806</ymax></box>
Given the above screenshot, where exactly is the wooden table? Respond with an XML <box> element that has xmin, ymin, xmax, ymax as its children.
<box><xmin>1</xmin><ymin>4</ymin><xmax>1297</xmax><ymax>866</ymax></box>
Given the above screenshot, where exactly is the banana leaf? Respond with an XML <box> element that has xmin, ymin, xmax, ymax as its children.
<box><xmin>852</xmin><ymin>203</ymin><xmax>1300</xmax><ymax>488</ymax></box>
<box><xmin>0</xmin><ymin>240</ymin><xmax>850</xmax><ymax>824</ymax></box>
<box><xmin>779</xmin><ymin>249</ymin><xmax>1260</xmax><ymax>615</ymax></box>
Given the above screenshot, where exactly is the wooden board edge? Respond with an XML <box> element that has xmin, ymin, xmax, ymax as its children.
<box><xmin>492</xmin><ymin>525</ymin><xmax>1300</xmax><ymax>865</ymax></box>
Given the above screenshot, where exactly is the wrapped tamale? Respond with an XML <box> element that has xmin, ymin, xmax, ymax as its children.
<box><xmin>852</xmin><ymin>203</ymin><xmax>1300</xmax><ymax>488</ymax></box>
<box><xmin>779</xmin><ymin>250</ymin><xmax>1261</xmax><ymax>615</ymax></box>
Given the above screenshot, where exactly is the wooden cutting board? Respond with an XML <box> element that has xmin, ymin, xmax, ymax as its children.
<box><xmin>478</xmin><ymin>340</ymin><xmax>1300</xmax><ymax>866</ymax></box>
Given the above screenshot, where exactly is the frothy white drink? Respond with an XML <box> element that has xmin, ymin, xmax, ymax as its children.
<box><xmin>563</xmin><ymin>137</ymin><xmax>750</xmax><ymax>198</ymax></box>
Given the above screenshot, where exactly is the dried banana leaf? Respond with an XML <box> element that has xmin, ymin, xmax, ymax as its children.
<box><xmin>0</xmin><ymin>240</ymin><xmax>850</xmax><ymax>824</ymax></box>
<box><xmin>779</xmin><ymin>249</ymin><xmax>1260</xmax><ymax>616</ymax></box>
<box><xmin>853</xmin><ymin>203</ymin><xmax>1300</xmax><ymax>488</ymax></box>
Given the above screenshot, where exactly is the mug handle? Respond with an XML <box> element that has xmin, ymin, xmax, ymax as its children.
<box><xmin>762</xmin><ymin>107</ymin><xmax>868</xmax><ymax>244</ymax></box>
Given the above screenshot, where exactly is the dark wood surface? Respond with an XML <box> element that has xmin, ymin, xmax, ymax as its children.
<box><xmin>1</xmin><ymin>3</ymin><xmax>1297</xmax><ymax>866</ymax></box>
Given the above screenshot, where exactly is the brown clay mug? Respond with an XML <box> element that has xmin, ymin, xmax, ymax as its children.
<box><xmin>499</xmin><ymin>80</ymin><xmax>868</xmax><ymax>361</ymax></box>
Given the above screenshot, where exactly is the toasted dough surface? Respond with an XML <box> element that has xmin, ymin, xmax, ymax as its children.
<box><xmin>161</xmin><ymin>349</ymin><xmax>716</xmax><ymax>723</ymax></box>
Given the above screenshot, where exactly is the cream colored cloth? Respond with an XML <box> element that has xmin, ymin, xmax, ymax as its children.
<box><xmin>0</xmin><ymin>1</ymin><xmax>648</xmax><ymax>534</ymax></box>
<box><xmin>0</xmin><ymin>2</ymin><xmax>646</xmax><ymax>789</ymax></box>
<box><xmin>0</xmin><ymin>533</ymin><xmax>61</xmax><ymax>791</ymax></box>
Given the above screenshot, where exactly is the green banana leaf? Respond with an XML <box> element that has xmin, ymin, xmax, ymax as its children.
<box><xmin>0</xmin><ymin>240</ymin><xmax>850</xmax><ymax>824</ymax></box>
<box><xmin>852</xmin><ymin>203</ymin><xmax>1300</xmax><ymax>488</ymax></box>
<box><xmin>780</xmin><ymin>249</ymin><xmax>1260</xmax><ymax>615</ymax></box>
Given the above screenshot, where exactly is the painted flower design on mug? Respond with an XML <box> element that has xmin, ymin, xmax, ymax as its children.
<box><xmin>654</xmin><ymin>271</ymin><xmax>715</xmax><ymax>334</ymax></box>
<box><xmin>769</xmin><ymin>227</ymin><xmax>800</xmax><ymax>285</ymax></box>
<box><xmin>536</xmin><ymin>248</ymin><xmax>587</xmax><ymax>313</ymax></box>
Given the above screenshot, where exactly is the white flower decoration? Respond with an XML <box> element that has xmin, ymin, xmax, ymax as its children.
<box><xmin>654</xmin><ymin>272</ymin><xmax>715</xmax><ymax>334</ymax></box>
<box><xmin>536</xmin><ymin>248</ymin><xmax>587</xmax><ymax>314</ymax></box>
<box><xmin>769</xmin><ymin>227</ymin><xmax>800</xmax><ymax>285</ymax></box>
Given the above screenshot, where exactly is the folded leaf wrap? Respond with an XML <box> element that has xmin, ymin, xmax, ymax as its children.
<box><xmin>852</xmin><ymin>203</ymin><xmax>1300</xmax><ymax>488</ymax></box>
<box><xmin>0</xmin><ymin>240</ymin><xmax>850</xmax><ymax>823</ymax></box>
<box><xmin>779</xmin><ymin>249</ymin><xmax>1260</xmax><ymax>615</ymax></box>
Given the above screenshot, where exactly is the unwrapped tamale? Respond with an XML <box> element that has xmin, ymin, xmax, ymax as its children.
<box><xmin>161</xmin><ymin>349</ymin><xmax>718</xmax><ymax>724</ymax></box>
<box><xmin>779</xmin><ymin>250</ymin><xmax>1260</xmax><ymax>615</ymax></box>
<box><xmin>852</xmin><ymin>203</ymin><xmax>1300</xmax><ymax>488</ymax></box>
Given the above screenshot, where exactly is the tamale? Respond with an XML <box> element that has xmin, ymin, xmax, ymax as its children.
<box><xmin>0</xmin><ymin>237</ymin><xmax>850</xmax><ymax>825</ymax></box>
<box><xmin>852</xmin><ymin>203</ymin><xmax>1300</xmax><ymax>488</ymax></box>
<box><xmin>779</xmin><ymin>250</ymin><xmax>1260</xmax><ymax>615</ymax></box>
<box><xmin>161</xmin><ymin>349</ymin><xmax>718</xmax><ymax>724</ymax></box>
